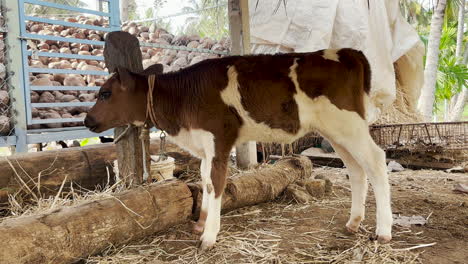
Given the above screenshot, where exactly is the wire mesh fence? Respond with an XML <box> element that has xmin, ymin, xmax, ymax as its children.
<box><xmin>0</xmin><ymin>5</ymin><xmax>13</xmax><ymax>137</ymax></box>
<box><xmin>370</xmin><ymin>122</ymin><xmax>468</xmax><ymax>151</ymax></box>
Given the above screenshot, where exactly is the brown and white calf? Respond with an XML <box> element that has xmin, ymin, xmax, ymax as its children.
<box><xmin>84</xmin><ymin>48</ymin><xmax>392</xmax><ymax>249</ymax></box>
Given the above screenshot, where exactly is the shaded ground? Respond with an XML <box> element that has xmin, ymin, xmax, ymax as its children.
<box><xmin>85</xmin><ymin>167</ymin><xmax>468</xmax><ymax>264</ymax></box>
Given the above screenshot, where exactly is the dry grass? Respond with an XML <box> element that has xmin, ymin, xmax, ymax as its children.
<box><xmin>86</xmin><ymin>167</ymin><xmax>430</xmax><ymax>264</ymax></box>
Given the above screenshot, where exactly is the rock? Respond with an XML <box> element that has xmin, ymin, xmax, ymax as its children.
<box><xmin>30</xmin><ymin>91</ymin><xmax>40</xmax><ymax>103</ymax></box>
<box><xmin>39</xmin><ymin>91</ymin><xmax>55</xmax><ymax>103</ymax></box>
<box><xmin>0</xmin><ymin>63</ymin><xmax>5</xmax><ymax>80</ymax></box>
<box><xmin>173</xmin><ymin>57</ymin><xmax>188</xmax><ymax>68</ymax></box>
<box><xmin>0</xmin><ymin>115</ymin><xmax>10</xmax><ymax>135</ymax></box>
<box><xmin>387</xmin><ymin>160</ymin><xmax>404</xmax><ymax>172</ymax></box>
<box><xmin>31</xmin><ymin>78</ymin><xmax>52</xmax><ymax>86</ymax></box>
<box><xmin>78</xmin><ymin>93</ymin><xmax>95</xmax><ymax>102</ymax></box>
<box><xmin>60</xmin><ymin>95</ymin><xmax>76</xmax><ymax>102</ymax></box>
<box><xmin>0</xmin><ymin>90</ymin><xmax>9</xmax><ymax>106</ymax></box>
<box><xmin>63</xmin><ymin>75</ymin><xmax>86</xmax><ymax>86</ymax></box>
<box><xmin>190</xmin><ymin>55</ymin><xmax>205</xmax><ymax>65</ymax></box>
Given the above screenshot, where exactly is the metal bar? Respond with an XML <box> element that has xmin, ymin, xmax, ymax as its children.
<box><xmin>28</xmin><ymin>126</ymin><xmax>93</xmax><ymax>133</ymax></box>
<box><xmin>23</xmin><ymin>0</ymin><xmax>111</xmax><ymax>17</ymax></box>
<box><xmin>28</xmin><ymin>68</ymin><xmax>108</xmax><ymax>75</ymax></box>
<box><xmin>30</xmin><ymin>86</ymin><xmax>101</xmax><ymax>91</ymax></box>
<box><xmin>0</xmin><ymin>136</ymin><xmax>17</xmax><ymax>147</ymax></box>
<box><xmin>27</xmin><ymin>51</ymin><xmax>105</xmax><ymax>61</ymax></box>
<box><xmin>31</xmin><ymin>118</ymin><xmax>84</xmax><ymax>125</ymax></box>
<box><xmin>423</xmin><ymin>124</ymin><xmax>433</xmax><ymax>145</ymax></box>
<box><xmin>31</xmin><ymin>102</ymin><xmax>95</xmax><ymax>107</ymax></box>
<box><xmin>108</xmin><ymin>0</ymin><xmax>120</xmax><ymax>31</ymax></box>
<box><xmin>25</xmin><ymin>16</ymin><xmax>113</xmax><ymax>32</ymax></box>
<box><xmin>26</xmin><ymin>129</ymin><xmax>114</xmax><ymax>144</ymax></box>
<box><xmin>139</xmin><ymin>41</ymin><xmax>229</xmax><ymax>55</ymax></box>
<box><xmin>5</xmin><ymin>0</ymin><xmax>28</xmax><ymax>151</ymax></box>
<box><xmin>21</xmin><ymin>33</ymin><xmax>105</xmax><ymax>46</ymax></box>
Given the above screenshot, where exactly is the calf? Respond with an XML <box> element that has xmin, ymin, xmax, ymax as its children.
<box><xmin>84</xmin><ymin>48</ymin><xmax>392</xmax><ymax>250</ymax></box>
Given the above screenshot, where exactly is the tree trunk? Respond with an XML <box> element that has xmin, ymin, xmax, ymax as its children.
<box><xmin>0</xmin><ymin>139</ymin><xmax>201</xmax><ymax>204</ymax></box>
<box><xmin>447</xmin><ymin>0</ymin><xmax>466</xmax><ymax>121</ymax></box>
<box><xmin>0</xmin><ymin>181</ymin><xmax>193</xmax><ymax>264</ymax></box>
<box><xmin>417</xmin><ymin>0</ymin><xmax>447</xmax><ymax>121</ymax></box>
<box><xmin>0</xmin><ymin>157</ymin><xmax>312</xmax><ymax>264</ymax></box>
<box><xmin>448</xmin><ymin>88</ymin><xmax>467</xmax><ymax>121</ymax></box>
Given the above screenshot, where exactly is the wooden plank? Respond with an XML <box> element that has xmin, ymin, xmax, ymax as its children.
<box><xmin>228</xmin><ymin>0</ymin><xmax>257</xmax><ymax>169</ymax></box>
<box><xmin>103</xmin><ymin>31</ymin><xmax>150</xmax><ymax>186</ymax></box>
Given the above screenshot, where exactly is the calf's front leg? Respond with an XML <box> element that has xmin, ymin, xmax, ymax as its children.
<box><xmin>199</xmin><ymin>153</ymin><xmax>230</xmax><ymax>250</ymax></box>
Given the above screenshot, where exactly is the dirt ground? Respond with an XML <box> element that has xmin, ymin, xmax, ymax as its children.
<box><xmin>84</xmin><ymin>166</ymin><xmax>468</xmax><ymax>264</ymax></box>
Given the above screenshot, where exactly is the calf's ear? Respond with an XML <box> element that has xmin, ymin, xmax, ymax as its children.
<box><xmin>144</xmin><ymin>63</ymin><xmax>164</xmax><ymax>74</ymax></box>
<box><xmin>116</xmin><ymin>66</ymin><xmax>136</xmax><ymax>91</ymax></box>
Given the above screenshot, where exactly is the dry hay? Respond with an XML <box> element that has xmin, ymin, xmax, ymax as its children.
<box><xmin>86</xmin><ymin>167</ymin><xmax>450</xmax><ymax>264</ymax></box>
<box><xmin>3</xmin><ymin>162</ymin><xmax>467</xmax><ymax>263</ymax></box>
<box><xmin>376</xmin><ymin>43</ymin><xmax>425</xmax><ymax>125</ymax></box>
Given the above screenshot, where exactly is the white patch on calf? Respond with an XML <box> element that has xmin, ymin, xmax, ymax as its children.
<box><xmin>132</xmin><ymin>121</ymin><xmax>145</xmax><ymax>127</ymax></box>
<box><xmin>221</xmin><ymin>66</ymin><xmax>300</xmax><ymax>144</ymax></box>
<box><xmin>167</xmin><ymin>128</ymin><xmax>214</xmax><ymax>159</ymax></box>
<box><xmin>322</xmin><ymin>49</ymin><xmax>340</xmax><ymax>62</ymax></box>
<box><xmin>289</xmin><ymin>59</ymin><xmax>392</xmax><ymax>239</ymax></box>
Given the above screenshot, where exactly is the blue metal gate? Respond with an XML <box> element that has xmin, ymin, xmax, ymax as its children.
<box><xmin>1</xmin><ymin>0</ymin><xmax>121</xmax><ymax>151</ymax></box>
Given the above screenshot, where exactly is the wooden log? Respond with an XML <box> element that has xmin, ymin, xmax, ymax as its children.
<box><xmin>0</xmin><ymin>140</ymin><xmax>200</xmax><ymax>204</ymax></box>
<box><xmin>103</xmin><ymin>31</ymin><xmax>148</xmax><ymax>186</ymax></box>
<box><xmin>0</xmin><ymin>180</ymin><xmax>193</xmax><ymax>264</ymax></box>
<box><xmin>0</xmin><ymin>157</ymin><xmax>310</xmax><ymax>263</ymax></box>
<box><xmin>190</xmin><ymin>156</ymin><xmax>313</xmax><ymax>218</ymax></box>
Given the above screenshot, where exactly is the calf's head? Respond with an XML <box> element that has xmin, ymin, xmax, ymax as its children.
<box><xmin>84</xmin><ymin>67</ymin><xmax>148</xmax><ymax>133</ymax></box>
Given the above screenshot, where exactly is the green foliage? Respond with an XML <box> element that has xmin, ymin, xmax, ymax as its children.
<box><xmin>180</xmin><ymin>0</ymin><xmax>229</xmax><ymax>39</ymax></box>
<box><xmin>402</xmin><ymin>0</ymin><xmax>467</xmax><ymax>113</ymax></box>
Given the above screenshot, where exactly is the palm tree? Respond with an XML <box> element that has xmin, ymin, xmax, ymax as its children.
<box><xmin>447</xmin><ymin>0</ymin><xmax>466</xmax><ymax>121</ymax></box>
<box><xmin>418</xmin><ymin>0</ymin><xmax>448</xmax><ymax>121</ymax></box>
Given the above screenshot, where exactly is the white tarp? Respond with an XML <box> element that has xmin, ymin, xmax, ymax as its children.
<box><xmin>249</xmin><ymin>0</ymin><xmax>423</xmax><ymax>123</ymax></box>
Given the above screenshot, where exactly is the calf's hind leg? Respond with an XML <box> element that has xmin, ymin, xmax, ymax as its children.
<box><xmin>325</xmin><ymin>138</ymin><xmax>368</xmax><ymax>233</ymax></box>
<box><xmin>314</xmin><ymin>108</ymin><xmax>392</xmax><ymax>242</ymax></box>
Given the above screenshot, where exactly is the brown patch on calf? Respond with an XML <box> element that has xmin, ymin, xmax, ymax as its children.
<box><xmin>296</xmin><ymin>48</ymin><xmax>371</xmax><ymax>119</ymax></box>
<box><xmin>233</xmin><ymin>57</ymin><xmax>301</xmax><ymax>134</ymax></box>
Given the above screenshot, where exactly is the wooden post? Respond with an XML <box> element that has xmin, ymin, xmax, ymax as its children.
<box><xmin>228</xmin><ymin>0</ymin><xmax>257</xmax><ymax>169</ymax></box>
<box><xmin>103</xmin><ymin>31</ymin><xmax>150</xmax><ymax>186</ymax></box>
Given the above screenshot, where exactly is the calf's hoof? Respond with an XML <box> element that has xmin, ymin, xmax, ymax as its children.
<box><xmin>197</xmin><ymin>237</ymin><xmax>216</xmax><ymax>251</ymax></box>
<box><xmin>345</xmin><ymin>223</ymin><xmax>360</xmax><ymax>233</ymax></box>
<box><xmin>377</xmin><ymin>235</ymin><xmax>392</xmax><ymax>244</ymax></box>
<box><xmin>192</xmin><ymin>221</ymin><xmax>204</xmax><ymax>234</ymax></box>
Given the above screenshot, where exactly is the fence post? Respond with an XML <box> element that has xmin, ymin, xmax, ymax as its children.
<box><xmin>3</xmin><ymin>0</ymin><xmax>28</xmax><ymax>152</ymax></box>
<box><xmin>103</xmin><ymin>31</ymin><xmax>150</xmax><ymax>186</ymax></box>
<box><xmin>228</xmin><ymin>0</ymin><xmax>257</xmax><ymax>169</ymax></box>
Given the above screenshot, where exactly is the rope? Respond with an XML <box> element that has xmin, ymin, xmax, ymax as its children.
<box><xmin>140</xmin><ymin>127</ymin><xmax>150</xmax><ymax>181</ymax></box>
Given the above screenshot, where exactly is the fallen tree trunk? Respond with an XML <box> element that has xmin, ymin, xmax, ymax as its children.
<box><xmin>0</xmin><ymin>140</ymin><xmax>200</xmax><ymax>204</ymax></box>
<box><xmin>0</xmin><ymin>157</ymin><xmax>312</xmax><ymax>264</ymax></box>
<box><xmin>190</xmin><ymin>156</ymin><xmax>312</xmax><ymax>217</ymax></box>
<box><xmin>0</xmin><ymin>180</ymin><xmax>193</xmax><ymax>264</ymax></box>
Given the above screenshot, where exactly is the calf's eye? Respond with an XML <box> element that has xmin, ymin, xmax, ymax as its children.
<box><xmin>99</xmin><ymin>91</ymin><xmax>111</xmax><ymax>100</ymax></box>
